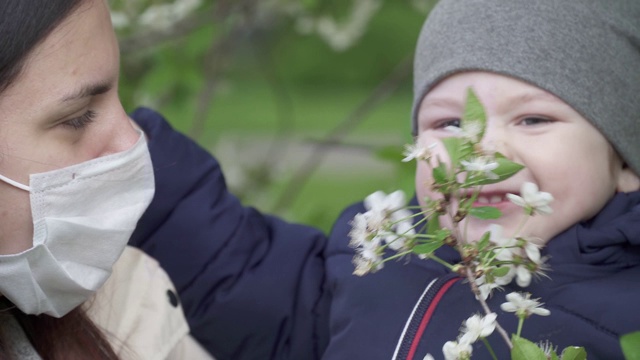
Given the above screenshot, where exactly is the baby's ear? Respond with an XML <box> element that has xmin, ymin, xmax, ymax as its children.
<box><xmin>617</xmin><ymin>164</ymin><xmax>640</xmax><ymax>192</ymax></box>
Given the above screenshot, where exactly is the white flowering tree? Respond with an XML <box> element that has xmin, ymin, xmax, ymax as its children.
<box><xmin>110</xmin><ymin>0</ymin><xmax>431</xmax><ymax>229</ymax></box>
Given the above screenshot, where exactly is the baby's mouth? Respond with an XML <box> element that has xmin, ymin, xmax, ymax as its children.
<box><xmin>476</xmin><ymin>194</ymin><xmax>508</xmax><ymax>205</ymax></box>
<box><xmin>470</xmin><ymin>192</ymin><xmax>519</xmax><ymax>208</ymax></box>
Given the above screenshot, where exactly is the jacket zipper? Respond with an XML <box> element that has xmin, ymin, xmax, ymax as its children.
<box><xmin>392</xmin><ymin>273</ymin><xmax>461</xmax><ymax>360</ymax></box>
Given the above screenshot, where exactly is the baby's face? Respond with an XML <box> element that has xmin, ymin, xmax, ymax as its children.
<box><xmin>415</xmin><ymin>72</ymin><xmax>629</xmax><ymax>244</ymax></box>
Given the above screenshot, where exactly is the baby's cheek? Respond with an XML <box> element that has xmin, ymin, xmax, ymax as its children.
<box><xmin>415</xmin><ymin>162</ymin><xmax>432</xmax><ymax>207</ymax></box>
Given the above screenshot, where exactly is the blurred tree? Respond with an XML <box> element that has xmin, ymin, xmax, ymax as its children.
<box><xmin>111</xmin><ymin>0</ymin><xmax>437</xmax><ymax>231</ymax></box>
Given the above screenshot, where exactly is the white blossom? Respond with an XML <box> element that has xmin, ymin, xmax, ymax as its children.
<box><xmin>364</xmin><ymin>190</ymin><xmax>406</xmax><ymax>215</ymax></box>
<box><xmin>350</xmin><ymin>190</ymin><xmax>415</xmax><ymax>274</ymax></box>
<box><xmin>352</xmin><ymin>232</ymin><xmax>384</xmax><ymax>276</ymax></box>
<box><xmin>363</xmin><ymin>190</ymin><xmax>415</xmax><ymax>250</ymax></box>
<box><xmin>353</xmin><ymin>254</ymin><xmax>383</xmax><ymax>276</ymax></box>
<box><xmin>313</xmin><ymin>0</ymin><xmax>383</xmax><ymax>51</ymax></box>
<box><xmin>494</xmin><ymin>245</ymin><xmax>533</xmax><ymax>287</ymax></box>
<box><xmin>459</xmin><ymin>313</ymin><xmax>497</xmax><ymax>345</ymax></box>
<box><xmin>490</xmin><ymin>225</ymin><xmax>518</xmax><ymax>252</ymax></box>
<box><xmin>139</xmin><ymin>0</ymin><xmax>203</xmax><ymax>31</ymax></box>
<box><xmin>383</xmin><ymin>217</ymin><xmax>415</xmax><ymax>251</ymax></box>
<box><xmin>500</xmin><ymin>292</ymin><xmax>551</xmax><ymax>318</ymax></box>
<box><xmin>443</xmin><ymin>340</ymin><xmax>473</xmax><ymax>360</ymax></box>
<box><xmin>506</xmin><ymin>182</ymin><xmax>554</xmax><ymax>215</ymax></box>
<box><xmin>523</xmin><ymin>241</ymin><xmax>541</xmax><ymax>264</ymax></box>
<box><xmin>348</xmin><ymin>212</ymin><xmax>370</xmax><ymax>248</ymax></box>
<box><xmin>423</xmin><ymin>354</ymin><xmax>435</xmax><ymax>360</ymax></box>
<box><xmin>402</xmin><ymin>142</ymin><xmax>436</xmax><ymax>162</ymax></box>
<box><xmin>462</xmin><ymin>122</ymin><xmax>483</xmax><ymax>142</ymax></box>
<box><xmin>110</xmin><ymin>11</ymin><xmax>130</xmax><ymax>29</ymax></box>
<box><xmin>475</xmin><ymin>275</ymin><xmax>500</xmax><ymax>300</ymax></box>
<box><xmin>487</xmin><ymin>225</ymin><xmax>518</xmax><ymax>285</ymax></box>
<box><xmin>445</xmin><ymin>121</ymin><xmax>483</xmax><ymax>143</ymax></box>
<box><xmin>490</xmin><ymin>225</ymin><xmax>544</xmax><ymax>287</ymax></box>
<box><xmin>538</xmin><ymin>340</ymin><xmax>558</xmax><ymax>358</ymax></box>
<box><xmin>515</xmin><ymin>266</ymin><xmax>532</xmax><ymax>287</ymax></box>
<box><xmin>461</xmin><ymin>157</ymin><xmax>499</xmax><ymax>179</ymax></box>
<box><xmin>349</xmin><ymin>211</ymin><xmax>387</xmax><ymax>275</ymax></box>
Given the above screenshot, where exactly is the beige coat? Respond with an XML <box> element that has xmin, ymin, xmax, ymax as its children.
<box><xmin>85</xmin><ymin>246</ymin><xmax>214</xmax><ymax>360</ymax></box>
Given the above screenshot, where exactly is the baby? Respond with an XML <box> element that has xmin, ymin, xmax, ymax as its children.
<box><xmin>323</xmin><ymin>0</ymin><xmax>640</xmax><ymax>359</ymax></box>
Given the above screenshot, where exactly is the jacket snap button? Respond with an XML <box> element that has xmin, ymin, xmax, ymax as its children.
<box><xmin>167</xmin><ymin>289</ymin><xmax>179</xmax><ymax>308</ymax></box>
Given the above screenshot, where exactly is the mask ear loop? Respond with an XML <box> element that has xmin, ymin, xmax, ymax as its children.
<box><xmin>0</xmin><ymin>173</ymin><xmax>31</xmax><ymax>192</ymax></box>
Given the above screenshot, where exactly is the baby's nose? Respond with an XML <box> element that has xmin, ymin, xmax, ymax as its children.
<box><xmin>479</xmin><ymin>126</ymin><xmax>511</xmax><ymax>157</ymax></box>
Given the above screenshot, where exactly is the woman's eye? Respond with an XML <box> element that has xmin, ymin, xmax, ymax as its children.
<box><xmin>520</xmin><ymin>117</ymin><xmax>554</xmax><ymax>126</ymax></box>
<box><xmin>62</xmin><ymin>110</ymin><xmax>96</xmax><ymax>130</ymax></box>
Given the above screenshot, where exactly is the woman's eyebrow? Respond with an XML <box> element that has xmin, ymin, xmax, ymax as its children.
<box><xmin>59</xmin><ymin>80</ymin><xmax>113</xmax><ymax>103</ymax></box>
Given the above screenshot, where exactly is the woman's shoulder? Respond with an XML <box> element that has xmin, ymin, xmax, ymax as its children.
<box><xmin>84</xmin><ymin>246</ymin><xmax>206</xmax><ymax>360</ymax></box>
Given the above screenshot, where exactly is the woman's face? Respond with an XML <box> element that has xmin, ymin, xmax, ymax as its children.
<box><xmin>0</xmin><ymin>0</ymin><xmax>138</xmax><ymax>254</ymax></box>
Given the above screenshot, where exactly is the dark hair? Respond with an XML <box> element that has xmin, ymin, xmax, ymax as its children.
<box><xmin>0</xmin><ymin>1</ymin><xmax>119</xmax><ymax>359</ymax></box>
<box><xmin>0</xmin><ymin>1</ymin><xmax>81</xmax><ymax>92</ymax></box>
<box><xmin>0</xmin><ymin>305</ymin><xmax>118</xmax><ymax>360</ymax></box>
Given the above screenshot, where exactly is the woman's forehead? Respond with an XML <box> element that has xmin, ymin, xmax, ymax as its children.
<box><xmin>0</xmin><ymin>0</ymin><xmax>118</xmax><ymax>119</ymax></box>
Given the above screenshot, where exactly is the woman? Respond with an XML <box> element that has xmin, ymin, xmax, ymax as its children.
<box><xmin>0</xmin><ymin>1</ymin><xmax>212</xmax><ymax>358</ymax></box>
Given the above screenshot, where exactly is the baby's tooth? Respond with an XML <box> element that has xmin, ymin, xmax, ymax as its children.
<box><xmin>478</xmin><ymin>196</ymin><xmax>489</xmax><ymax>204</ymax></box>
<box><xmin>490</xmin><ymin>195</ymin><xmax>502</xmax><ymax>204</ymax></box>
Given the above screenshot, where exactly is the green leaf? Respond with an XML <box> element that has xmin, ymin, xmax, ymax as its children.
<box><xmin>560</xmin><ymin>346</ymin><xmax>587</xmax><ymax>360</ymax></box>
<box><xmin>458</xmin><ymin>141</ymin><xmax>475</xmax><ymax>161</ymax></box>
<box><xmin>442</xmin><ymin>137</ymin><xmax>463</xmax><ymax>169</ymax></box>
<box><xmin>426</xmin><ymin>216</ymin><xmax>441</xmax><ymax>235</ymax></box>
<box><xmin>620</xmin><ymin>331</ymin><xmax>640</xmax><ymax>360</ymax></box>
<box><xmin>462</xmin><ymin>156</ymin><xmax>524</xmax><ymax>187</ymax></box>
<box><xmin>469</xmin><ymin>206</ymin><xmax>502</xmax><ymax>220</ymax></box>
<box><xmin>491</xmin><ymin>265</ymin><xmax>511</xmax><ymax>278</ymax></box>
<box><xmin>477</xmin><ymin>230</ymin><xmax>491</xmax><ymax>250</ymax></box>
<box><xmin>462</xmin><ymin>88</ymin><xmax>486</xmax><ymax>141</ymax></box>
<box><xmin>433</xmin><ymin>229</ymin><xmax>451</xmax><ymax>242</ymax></box>
<box><xmin>492</xmin><ymin>156</ymin><xmax>525</xmax><ymax>179</ymax></box>
<box><xmin>414</xmin><ymin>240</ymin><xmax>444</xmax><ymax>255</ymax></box>
<box><xmin>432</xmin><ymin>163</ymin><xmax>448</xmax><ymax>185</ymax></box>
<box><xmin>511</xmin><ymin>335</ymin><xmax>548</xmax><ymax>360</ymax></box>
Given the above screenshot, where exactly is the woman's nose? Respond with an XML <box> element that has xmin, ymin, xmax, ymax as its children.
<box><xmin>100</xmin><ymin>109</ymin><xmax>141</xmax><ymax>157</ymax></box>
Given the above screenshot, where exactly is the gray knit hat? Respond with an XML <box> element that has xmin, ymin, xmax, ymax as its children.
<box><xmin>412</xmin><ymin>0</ymin><xmax>640</xmax><ymax>174</ymax></box>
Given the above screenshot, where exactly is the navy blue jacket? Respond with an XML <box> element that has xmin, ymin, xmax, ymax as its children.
<box><xmin>129</xmin><ymin>108</ymin><xmax>330</xmax><ymax>360</ymax></box>
<box><xmin>324</xmin><ymin>192</ymin><xmax>640</xmax><ymax>360</ymax></box>
<box><xmin>127</xmin><ymin>108</ymin><xmax>639</xmax><ymax>359</ymax></box>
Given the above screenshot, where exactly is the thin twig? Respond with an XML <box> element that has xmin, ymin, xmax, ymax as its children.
<box><xmin>271</xmin><ymin>54</ymin><xmax>414</xmax><ymax>213</ymax></box>
<box><xmin>450</xmin><ymin>197</ymin><xmax>512</xmax><ymax>348</ymax></box>
<box><xmin>188</xmin><ymin>0</ymin><xmax>261</xmax><ymax>139</ymax></box>
<box><xmin>119</xmin><ymin>9</ymin><xmax>214</xmax><ymax>54</ymax></box>
<box><xmin>464</xmin><ymin>267</ymin><xmax>513</xmax><ymax>348</ymax></box>
<box><xmin>118</xmin><ymin>0</ymin><xmax>241</xmax><ymax>54</ymax></box>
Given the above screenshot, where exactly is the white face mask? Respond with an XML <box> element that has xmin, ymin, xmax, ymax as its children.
<box><xmin>0</xmin><ymin>132</ymin><xmax>155</xmax><ymax>317</ymax></box>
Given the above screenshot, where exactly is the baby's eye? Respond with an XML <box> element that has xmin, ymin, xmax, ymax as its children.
<box><xmin>519</xmin><ymin>117</ymin><xmax>554</xmax><ymax>126</ymax></box>
<box><xmin>437</xmin><ymin>118</ymin><xmax>461</xmax><ymax>129</ymax></box>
